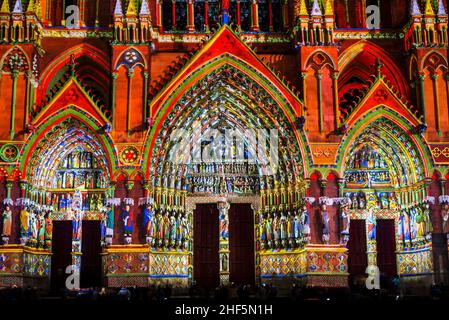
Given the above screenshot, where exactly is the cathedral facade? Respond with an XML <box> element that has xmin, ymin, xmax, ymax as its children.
<box><xmin>0</xmin><ymin>0</ymin><xmax>448</xmax><ymax>293</ymax></box>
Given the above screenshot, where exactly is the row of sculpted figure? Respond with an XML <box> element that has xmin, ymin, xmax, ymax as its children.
<box><xmin>190</xmin><ymin>162</ymin><xmax>258</xmax><ymax>175</ymax></box>
<box><xmin>61</xmin><ymin>151</ymin><xmax>96</xmax><ymax>169</ymax></box>
<box><xmin>142</xmin><ymin>205</ymin><xmax>191</xmax><ymax>250</ymax></box>
<box><xmin>0</xmin><ymin>205</ymin><xmax>53</xmax><ymax>248</ymax></box>
<box><xmin>49</xmin><ymin>193</ymin><xmax>105</xmax><ymax>212</ymax></box>
<box><xmin>259</xmin><ymin>206</ymin><xmax>311</xmax><ymax>250</ymax></box>
<box><xmin>398</xmin><ymin>202</ymin><xmax>433</xmax><ymax>246</ymax></box>
<box><xmin>56</xmin><ymin>170</ymin><xmax>106</xmax><ymax>190</ymax></box>
<box><xmin>188</xmin><ymin>175</ymin><xmax>259</xmax><ymax>194</ymax></box>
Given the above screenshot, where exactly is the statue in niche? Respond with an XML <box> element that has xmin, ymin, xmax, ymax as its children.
<box><xmin>65</xmin><ymin>172</ymin><xmax>74</xmax><ymax>189</ymax></box>
<box><xmin>72</xmin><ymin>210</ymin><xmax>82</xmax><ymax>241</ymax></box>
<box><xmin>265</xmin><ymin>212</ymin><xmax>273</xmax><ymax>248</ymax></box>
<box><xmin>30</xmin><ymin>210</ymin><xmax>37</xmax><ymax>241</ymax></box>
<box><xmin>280</xmin><ymin>211</ymin><xmax>287</xmax><ymax>248</ymax></box>
<box><xmin>403</xmin><ymin>208</ymin><xmax>411</xmax><ymax>243</ymax></box>
<box><xmin>380</xmin><ymin>193</ymin><xmax>389</xmax><ymax>209</ymax></box>
<box><xmin>351</xmin><ymin>194</ymin><xmax>358</xmax><ymax>210</ymax></box>
<box><xmin>106</xmin><ymin>206</ymin><xmax>114</xmax><ymax>244</ymax></box>
<box><xmin>219</xmin><ymin>203</ymin><xmax>229</xmax><ymax>240</ymax></box>
<box><xmin>66</xmin><ymin>194</ymin><xmax>73</xmax><ymax>213</ymax></box>
<box><xmin>366</xmin><ymin>209</ymin><xmax>377</xmax><ymax>241</ymax></box>
<box><xmin>90</xmin><ymin>194</ymin><xmax>98</xmax><ymax>211</ymax></box>
<box><xmin>122</xmin><ymin>205</ymin><xmax>134</xmax><ymax>238</ymax></box>
<box><xmin>143</xmin><ymin>204</ymin><xmax>155</xmax><ymax>245</ymax></box>
<box><xmin>424</xmin><ymin>203</ymin><xmax>433</xmax><ymax>236</ymax></box>
<box><xmin>322</xmin><ymin>205</ymin><xmax>330</xmax><ymax>244</ymax></box>
<box><xmin>44</xmin><ymin>212</ymin><xmax>53</xmax><ymax>247</ymax></box>
<box><xmin>415</xmin><ymin>205</ymin><xmax>426</xmax><ymax>239</ymax></box>
<box><xmin>181</xmin><ymin>212</ymin><xmax>190</xmax><ymax>250</ymax></box>
<box><xmin>96</xmin><ymin>195</ymin><xmax>103</xmax><ymax>211</ymax></box>
<box><xmin>37</xmin><ymin>213</ymin><xmax>45</xmax><ymax>247</ymax></box>
<box><xmin>20</xmin><ymin>205</ymin><xmax>30</xmax><ymax>239</ymax></box>
<box><xmin>293</xmin><ymin>210</ymin><xmax>301</xmax><ymax>241</ymax></box>
<box><xmin>398</xmin><ymin>210</ymin><xmax>405</xmax><ymax>243</ymax></box>
<box><xmin>63</xmin><ymin>154</ymin><xmax>69</xmax><ymax>168</ymax></box>
<box><xmin>163</xmin><ymin>210</ymin><xmax>171</xmax><ymax>247</ymax></box>
<box><xmin>73</xmin><ymin>152</ymin><xmax>80</xmax><ymax>168</ymax></box>
<box><xmin>259</xmin><ymin>213</ymin><xmax>267</xmax><ymax>249</ymax></box>
<box><xmin>359</xmin><ymin>193</ymin><xmax>367</xmax><ymax>209</ymax></box>
<box><xmin>57</xmin><ymin>173</ymin><xmax>63</xmax><ymax>189</ymax></box>
<box><xmin>301</xmin><ymin>206</ymin><xmax>311</xmax><ymax>244</ymax></box>
<box><xmin>389</xmin><ymin>193</ymin><xmax>398</xmax><ymax>210</ymax></box>
<box><xmin>409</xmin><ymin>206</ymin><xmax>417</xmax><ymax>241</ymax></box>
<box><xmin>73</xmin><ymin>173</ymin><xmax>83</xmax><ymax>189</ymax></box>
<box><xmin>85</xmin><ymin>173</ymin><xmax>94</xmax><ymax>189</ymax></box>
<box><xmin>340</xmin><ymin>205</ymin><xmax>350</xmax><ymax>245</ymax></box>
<box><xmin>175</xmin><ymin>211</ymin><xmax>183</xmax><ymax>247</ymax></box>
<box><xmin>2</xmin><ymin>206</ymin><xmax>12</xmax><ymax>237</ymax></box>
<box><xmin>287</xmin><ymin>211</ymin><xmax>295</xmax><ymax>248</ymax></box>
<box><xmin>157</xmin><ymin>209</ymin><xmax>164</xmax><ymax>246</ymax></box>
<box><xmin>272</xmin><ymin>212</ymin><xmax>280</xmax><ymax>248</ymax></box>
<box><xmin>221</xmin><ymin>253</ymin><xmax>228</xmax><ymax>272</ymax></box>
<box><xmin>170</xmin><ymin>211</ymin><xmax>178</xmax><ymax>248</ymax></box>
<box><xmin>82</xmin><ymin>194</ymin><xmax>90</xmax><ymax>211</ymax></box>
<box><xmin>85</xmin><ymin>152</ymin><xmax>92</xmax><ymax>168</ymax></box>
<box><xmin>442</xmin><ymin>204</ymin><xmax>449</xmax><ymax>235</ymax></box>
<box><xmin>51</xmin><ymin>194</ymin><xmax>58</xmax><ymax>211</ymax></box>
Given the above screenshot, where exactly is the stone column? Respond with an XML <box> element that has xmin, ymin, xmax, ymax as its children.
<box><xmin>218</xmin><ymin>201</ymin><xmax>230</xmax><ymax>285</ymax></box>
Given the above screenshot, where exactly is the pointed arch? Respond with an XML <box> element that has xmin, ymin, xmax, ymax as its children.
<box><xmin>339</xmin><ymin>40</ymin><xmax>409</xmax><ymax>98</ymax></box>
<box><xmin>336</xmin><ymin>108</ymin><xmax>432</xmax><ymax>179</ymax></box>
<box><xmin>20</xmin><ymin>106</ymin><xmax>118</xmax><ymax>179</ymax></box>
<box><xmin>0</xmin><ymin>45</ymin><xmax>31</xmax><ymax>71</ymax></box>
<box><xmin>40</xmin><ymin>43</ymin><xmax>109</xmax><ymax>83</ymax></box>
<box><xmin>142</xmin><ymin>54</ymin><xmax>310</xmax><ymax>179</ymax></box>
<box><xmin>114</xmin><ymin>46</ymin><xmax>147</xmax><ymax>71</ymax></box>
<box><xmin>304</xmin><ymin>49</ymin><xmax>336</xmax><ymax>71</ymax></box>
<box><xmin>142</xmin><ymin>27</ymin><xmax>308</xmax><ymax>179</ymax></box>
<box><xmin>421</xmin><ymin>50</ymin><xmax>449</xmax><ymax>73</ymax></box>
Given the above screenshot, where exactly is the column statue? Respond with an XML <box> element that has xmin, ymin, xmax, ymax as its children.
<box><xmin>122</xmin><ymin>205</ymin><xmax>134</xmax><ymax>244</ymax></box>
<box><xmin>1</xmin><ymin>206</ymin><xmax>12</xmax><ymax>244</ymax></box>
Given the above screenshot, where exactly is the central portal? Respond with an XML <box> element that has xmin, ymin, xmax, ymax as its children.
<box><xmin>193</xmin><ymin>202</ymin><xmax>255</xmax><ymax>288</ymax></box>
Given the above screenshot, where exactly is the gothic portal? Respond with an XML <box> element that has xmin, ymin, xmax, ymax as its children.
<box><xmin>0</xmin><ymin>0</ymin><xmax>448</xmax><ymax>294</ymax></box>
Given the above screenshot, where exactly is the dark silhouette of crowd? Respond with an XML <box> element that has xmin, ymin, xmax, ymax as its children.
<box><xmin>0</xmin><ymin>278</ymin><xmax>449</xmax><ymax>303</ymax></box>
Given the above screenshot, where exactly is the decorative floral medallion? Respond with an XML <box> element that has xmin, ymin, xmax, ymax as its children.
<box><xmin>119</xmin><ymin>146</ymin><xmax>139</xmax><ymax>165</ymax></box>
<box><xmin>0</xmin><ymin>144</ymin><xmax>19</xmax><ymax>163</ymax></box>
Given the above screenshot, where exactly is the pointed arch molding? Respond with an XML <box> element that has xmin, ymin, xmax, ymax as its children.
<box><xmin>19</xmin><ymin>106</ymin><xmax>118</xmax><ymax>178</ymax></box>
<box><xmin>339</xmin><ymin>41</ymin><xmax>409</xmax><ymax>98</ymax></box>
<box><xmin>39</xmin><ymin>43</ymin><xmax>109</xmax><ymax>90</ymax></box>
<box><xmin>342</xmin><ymin>77</ymin><xmax>421</xmax><ymax>128</ymax></box>
<box><xmin>335</xmin><ymin>107</ymin><xmax>433</xmax><ymax>178</ymax></box>
<box><xmin>142</xmin><ymin>26</ymin><xmax>308</xmax><ymax>178</ymax></box>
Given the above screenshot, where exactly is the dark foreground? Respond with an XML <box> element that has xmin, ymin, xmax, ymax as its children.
<box><xmin>0</xmin><ymin>283</ymin><xmax>448</xmax><ymax>319</ymax></box>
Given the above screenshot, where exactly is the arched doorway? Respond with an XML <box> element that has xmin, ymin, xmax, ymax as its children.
<box><xmin>342</xmin><ymin>118</ymin><xmax>431</xmax><ymax>288</ymax></box>
<box><xmin>145</xmin><ymin>65</ymin><xmax>306</xmax><ymax>287</ymax></box>
<box><xmin>24</xmin><ymin>117</ymin><xmax>111</xmax><ymax>289</ymax></box>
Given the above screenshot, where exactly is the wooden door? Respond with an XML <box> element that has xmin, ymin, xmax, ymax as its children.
<box><xmin>348</xmin><ymin>219</ymin><xmax>368</xmax><ymax>277</ymax></box>
<box><xmin>80</xmin><ymin>220</ymin><xmax>102</xmax><ymax>288</ymax></box>
<box><xmin>50</xmin><ymin>221</ymin><xmax>73</xmax><ymax>291</ymax></box>
<box><xmin>193</xmin><ymin>204</ymin><xmax>219</xmax><ymax>289</ymax></box>
<box><xmin>376</xmin><ymin>219</ymin><xmax>397</xmax><ymax>277</ymax></box>
<box><xmin>229</xmin><ymin>203</ymin><xmax>255</xmax><ymax>286</ymax></box>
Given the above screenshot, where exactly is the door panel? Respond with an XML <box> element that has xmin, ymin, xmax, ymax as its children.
<box><xmin>377</xmin><ymin>219</ymin><xmax>397</xmax><ymax>277</ymax></box>
<box><xmin>80</xmin><ymin>220</ymin><xmax>102</xmax><ymax>288</ymax></box>
<box><xmin>229</xmin><ymin>203</ymin><xmax>255</xmax><ymax>286</ymax></box>
<box><xmin>193</xmin><ymin>204</ymin><xmax>219</xmax><ymax>289</ymax></box>
<box><xmin>51</xmin><ymin>221</ymin><xmax>73</xmax><ymax>291</ymax></box>
<box><xmin>348</xmin><ymin>219</ymin><xmax>368</xmax><ymax>276</ymax></box>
